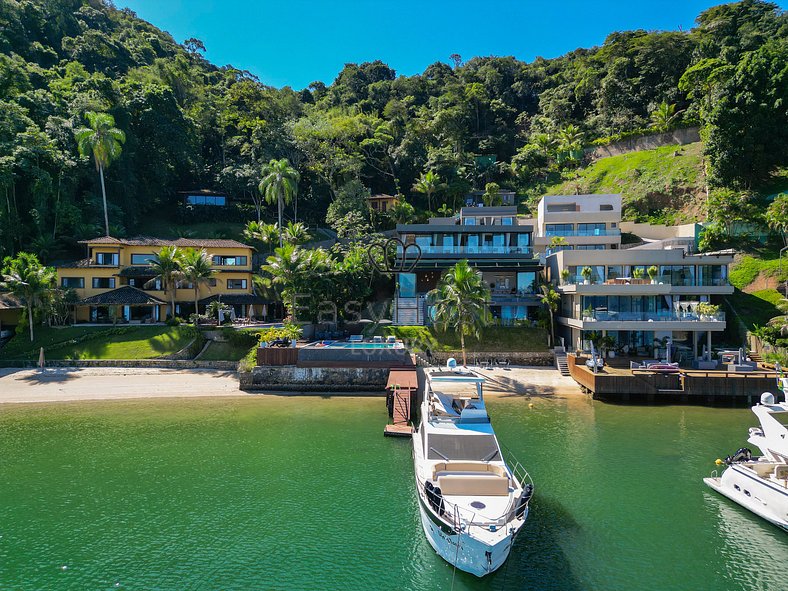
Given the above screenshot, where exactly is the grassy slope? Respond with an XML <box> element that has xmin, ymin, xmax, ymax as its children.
<box><xmin>541</xmin><ymin>142</ymin><xmax>705</xmax><ymax>223</ymax></box>
<box><xmin>198</xmin><ymin>340</ymin><xmax>250</xmax><ymax>361</ymax></box>
<box><xmin>0</xmin><ymin>326</ymin><xmax>195</xmax><ymax>361</ymax></box>
<box><xmin>380</xmin><ymin>325</ymin><xmax>549</xmax><ymax>353</ymax></box>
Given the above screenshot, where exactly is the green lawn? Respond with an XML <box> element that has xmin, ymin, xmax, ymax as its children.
<box><xmin>198</xmin><ymin>340</ymin><xmax>251</xmax><ymax>361</ymax></box>
<box><xmin>0</xmin><ymin>325</ymin><xmax>196</xmax><ymax>361</ymax></box>
<box><xmin>379</xmin><ymin>325</ymin><xmax>549</xmax><ymax>352</ymax></box>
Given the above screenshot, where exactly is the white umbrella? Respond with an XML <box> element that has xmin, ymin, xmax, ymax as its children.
<box><xmin>248</xmin><ymin>304</ymin><xmax>256</xmax><ymax>320</ymax></box>
<box><xmin>218</xmin><ymin>309</ymin><xmax>225</xmax><ymax>323</ymax></box>
<box><xmin>38</xmin><ymin>347</ymin><xmax>45</xmax><ymax>369</ymax></box>
<box><xmin>262</xmin><ymin>304</ymin><xmax>268</xmax><ymax>319</ymax></box>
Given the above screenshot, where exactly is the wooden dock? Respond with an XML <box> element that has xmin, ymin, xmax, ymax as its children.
<box><xmin>384</xmin><ymin>368</ymin><xmax>418</xmax><ymax>437</ymax></box>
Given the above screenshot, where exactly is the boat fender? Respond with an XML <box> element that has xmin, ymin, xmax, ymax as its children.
<box><xmin>516</xmin><ymin>484</ymin><xmax>534</xmax><ymax>518</ymax></box>
<box><xmin>724</xmin><ymin>447</ymin><xmax>752</xmax><ymax>465</ymax></box>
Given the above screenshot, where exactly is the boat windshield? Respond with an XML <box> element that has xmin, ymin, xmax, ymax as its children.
<box><xmin>427</xmin><ymin>434</ymin><xmax>501</xmax><ymax>461</ymax></box>
<box><xmin>770</xmin><ymin>410</ymin><xmax>788</xmax><ymax>427</ymax></box>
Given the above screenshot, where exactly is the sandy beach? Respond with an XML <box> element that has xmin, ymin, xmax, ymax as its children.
<box><xmin>0</xmin><ymin>365</ymin><xmax>581</xmax><ymax>404</ymax></box>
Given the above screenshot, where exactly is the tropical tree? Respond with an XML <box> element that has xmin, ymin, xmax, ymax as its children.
<box><xmin>259</xmin><ymin>158</ymin><xmax>299</xmax><ymax>247</ymax></box>
<box><xmin>283</xmin><ymin>221</ymin><xmax>309</xmax><ymax>245</ymax></box>
<box><xmin>412</xmin><ymin>170</ymin><xmax>441</xmax><ymax>213</ymax></box>
<box><xmin>482</xmin><ymin>182</ymin><xmax>501</xmax><ymax>206</ymax></box>
<box><xmin>538</xmin><ymin>283</ymin><xmax>561</xmax><ymax>347</ymax></box>
<box><xmin>387</xmin><ymin>198</ymin><xmax>416</xmax><ymax>224</ymax></box>
<box><xmin>556</xmin><ymin>124</ymin><xmax>584</xmax><ymax>166</ymax></box>
<box><xmin>179</xmin><ymin>248</ymin><xmax>215</xmax><ymax>324</ymax></box>
<box><xmin>650</xmin><ymin>101</ymin><xmax>681</xmax><ymax>132</ymax></box>
<box><xmin>765</xmin><ymin>194</ymin><xmax>788</xmax><ymax>246</ymax></box>
<box><xmin>74</xmin><ymin>112</ymin><xmax>126</xmax><ymax>236</ymax></box>
<box><xmin>145</xmin><ymin>245</ymin><xmax>183</xmax><ymax>319</ymax></box>
<box><xmin>244</xmin><ymin>221</ymin><xmax>280</xmax><ymax>252</ymax></box>
<box><xmin>768</xmin><ymin>298</ymin><xmax>788</xmax><ymax>335</ymax></box>
<box><xmin>427</xmin><ymin>260</ymin><xmax>491</xmax><ymax>366</ymax></box>
<box><xmin>0</xmin><ymin>252</ymin><xmax>56</xmax><ymax>341</ymax></box>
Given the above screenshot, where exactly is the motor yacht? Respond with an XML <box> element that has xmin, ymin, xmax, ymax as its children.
<box><xmin>412</xmin><ymin>368</ymin><xmax>533</xmax><ymax>577</ymax></box>
<box><xmin>704</xmin><ymin>391</ymin><xmax>788</xmax><ymax>532</ymax></box>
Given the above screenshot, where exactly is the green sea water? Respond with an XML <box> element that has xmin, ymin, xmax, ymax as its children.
<box><xmin>1</xmin><ymin>394</ymin><xmax>786</xmax><ymax>591</ymax></box>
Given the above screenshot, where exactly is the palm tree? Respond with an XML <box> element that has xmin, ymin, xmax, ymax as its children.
<box><xmin>259</xmin><ymin>158</ymin><xmax>299</xmax><ymax>248</ymax></box>
<box><xmin>427</xmin><ymin>260</ymin><xmax>491</xmax><ymax>366</ymax></box>
<box><xmin>244</xmin><ymin>220</ymin><xmax>280</xmax><ymax>252</ymax></box>
<box><xmin>412</xmin><ymin>170</ymin><xmax>441</xmax><ymax>213</ymax></box>
<box><xmin>538</xmin><ymin>283</ymin><xmax>561</xmax><ymax>347</ymax></box>
<box><xmin>556</xmin><ymin>124</ymin><xmax>584</xmax><ymax>165</ymax></box>
<box><xmin>388</xmin><ymin>199</ymin><xmax>416</xmax><ymax>224</ymax></box>
<box><xmin>74</xmin><ymin>112</ymin><xmax>126</xmax><ymax>236</ymax></box>
<box><xmin>482</xmin><ymin>182</ymin><xmax>501</xmax><ymax>206</ymax></box>
<box><xmin>650</xmin><ymin>101</ymin><xmax>681</xmax><ymax>132</ymax></box>
<box><xmin>145</xmin><ymin>245</ymin><xmax>183</xmax><ymax>320</ymax></box>
<box><xmin>1</xmin><ymin>252</ymin><xmax>56</xmax><ymax>342</ymax></box>
<box><xmin>179</xmin><ymin>248</ymin><xmax>215</xmax><ymax>324</ymax></box>
<box><xmin>768</xmin><ymin>298</ymin><xmax>788</xmax><ymax>335</ymax></box>
<box><xmin>283</xmin><ymin>221</ymin><xmax>309</xmax><ymax>245</ymax></box>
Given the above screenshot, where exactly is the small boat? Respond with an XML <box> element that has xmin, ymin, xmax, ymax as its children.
<box><xmin>412</xmin><ymin>368</ymin><xmax>533</xmax><ymax>577</ymax></box>
<box><xmin>645</xmin><ymin>362</ymin><xmax>680</xmax><ymax>373</ymax></box>
<box><xmin>704</xmin><ymin>391</ymin><xmax>788</xmax><ymax>532</ymax></box>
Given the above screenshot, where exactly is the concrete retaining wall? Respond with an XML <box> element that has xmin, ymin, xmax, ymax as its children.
<box><xmin>589</xmin><ymin>127</ymin><xmax>700</xmax><ymax>160</ymax></box>
<box><xmin>430</xmin><ymin>351</ymin><xmax>554</xmax><ymax>366</ymax></box>
<box><xmin>241</xmin><ymin>365</ymin><xmax>389</xmax><ymax>392</ymax></box>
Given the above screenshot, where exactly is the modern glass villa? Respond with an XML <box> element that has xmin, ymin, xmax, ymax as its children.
<box><xmin>393</xmin><ymin>193</ymin><xmax>735</xmax><ymax>357</ymax></box>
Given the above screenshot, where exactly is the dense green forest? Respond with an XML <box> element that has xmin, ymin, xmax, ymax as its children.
<box><xmin>0</xmin><ymin>0</ymin><xmax>786</xmax><ymax>262</ymax></box>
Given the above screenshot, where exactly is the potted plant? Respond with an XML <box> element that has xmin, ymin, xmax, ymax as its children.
<box><xmin>582</xmin><ymin>306</ymin><xmax>594</xmax><ymax>321</ymax></box>
<box><xmin>581</xmin><ymin>266</ymin><xmax>593</xmax><ymax>285</ymax></box>
<box><xmin>601</xmin><ymin>335</ymin><xmax>617</xmax><ymax>358</ymax></box>
<box><xmin>561</xmin><ymin>268</ymin><xmax>571</xmax><ymax>285</ymax></box>
<box><xmin>632</xmin><ymin>267</ymin><xmax>645</xmax><ymax>280</ymax></box>
<box><xmin>647</xmin><ymin>265</ymin><xmax>659</xmax><ymax>284</ymax></box>
<box><xmin>697</xmin><ymin>302</ymin><xmax>720</xmax><ymax>321</ymax></box>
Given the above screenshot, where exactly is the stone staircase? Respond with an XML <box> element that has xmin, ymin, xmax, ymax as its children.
<box><xmin>554</xmin><ymin>348</ymin><xmax>570</xmax><ymax>376</ymax></box>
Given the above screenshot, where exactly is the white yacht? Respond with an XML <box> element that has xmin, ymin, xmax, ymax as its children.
<box><xmin>412</xmin><ymin>369</ymin><xmax>533</xmax><ymax>577</ymax></box>
<box><xmin>704</xmin><ymin>391</ymin><xmax>788</xmax><ymax>532</ymax></box>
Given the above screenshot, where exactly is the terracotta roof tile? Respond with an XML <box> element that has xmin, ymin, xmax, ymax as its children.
<box><xmin>78</xmin><ymin>236</ymin><xmax>252</xmax><ymax>249</ymax></box>
<box><xmin>79</xmin><ymin>286</ymin><xmax>166</xmax><ymax>306</ymax></box>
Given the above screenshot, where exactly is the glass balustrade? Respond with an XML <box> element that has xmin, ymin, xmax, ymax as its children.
<box><xmin>544</xmin><ymin>229</ymin><xmax>621</xmax><ymax>237</ymax></box>
<box><xmin>581</xmin><ymin>310</ymin><xmax>725</xmax><ymax>322</ymax></box>
<box><xmin>397</xmin><ymin>245</ymin><xmax>533</xmax><ymax>255</ymax></box>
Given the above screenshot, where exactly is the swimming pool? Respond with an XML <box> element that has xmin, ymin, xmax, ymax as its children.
<box><xmin>309</xmin><ymin>341</ymin><xmax>401</xmax><ymax>349</ymax></box>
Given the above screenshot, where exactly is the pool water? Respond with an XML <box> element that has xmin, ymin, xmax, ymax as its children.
<box><xmin>0</xmin><ymin>395</ymin><xmax>785</xmax><ymax>590</ymax></box>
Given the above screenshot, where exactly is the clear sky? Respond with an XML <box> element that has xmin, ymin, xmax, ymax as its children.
<box><xmin>116</xmin><ymin>0</ymin><xmax>770</xmax><ymax>90</ymax></box>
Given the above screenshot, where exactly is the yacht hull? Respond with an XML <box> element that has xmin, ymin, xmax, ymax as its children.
<box><xmin>704</xmin><ymin>467</ymin><xmax>788</xmax><ymax>532</ymax></box>
<box><xmin>416</xmin><ymin>492</ymin><xmax>524</xmax><ymax>577</ymax></box>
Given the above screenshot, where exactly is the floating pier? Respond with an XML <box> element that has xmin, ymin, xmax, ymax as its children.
<box><xmin>384</xmin><ymin>368</ymin><xmax>418</xmax><ymax>437</ymax></box>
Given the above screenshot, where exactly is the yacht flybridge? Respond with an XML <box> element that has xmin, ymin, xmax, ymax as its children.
<box><xmin>704</xmin><ymin>390</ymin><xmax>788</xmax><ymax>532</ymax></box>
<box><xmin>412</xmin><ymin>369</ymin><xmax>533</xmax><ymax>577</ymax></box>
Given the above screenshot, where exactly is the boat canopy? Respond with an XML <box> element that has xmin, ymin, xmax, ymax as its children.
<box><xmin>427</xmin><ymin>433</ymin><xmax>501</xmax><ymax>461</ymax></box>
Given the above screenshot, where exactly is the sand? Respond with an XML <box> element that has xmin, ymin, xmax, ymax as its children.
<box><xmin>0</xmin><ymin>365</ymin><xmax>581</xmax><ymax>404</ymax></box>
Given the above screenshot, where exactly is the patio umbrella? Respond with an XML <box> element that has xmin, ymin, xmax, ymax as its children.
<box><xmin>218</xmin><ymin>309</ymin><xmax>225</xmax><ymax>323</ymax></box>
<box><xmin>377</xmin><ymin>319</ymin><xmax>393</xmax><ymax>325</ymax></box>
<box><xmin>230</xmin><ymin>308</ymin><xmax>237</xmax><ymax>322</ymax></box>
<box><xmin>38</xmin><ymin>347</ymin><xmax>45</xmax><ymax>369</ymax></box>
<box><xmin>358</xmin><ymin>319</ymin><xmax>374</xmax><ymax>324</ymax></box>
<box><xmin>666</xmin><ymin>339</ymin><xmax>672</xmax><ymax>363</ymax></box>
<box><xmin>248</xmin><ymin>304</ymin><xmax>256</xmax><ymax>320</ymax></box>
<box><xmin>262</xmin><ymin>304</ymin><xmax>268</xmax><ymax>320</ymax></box>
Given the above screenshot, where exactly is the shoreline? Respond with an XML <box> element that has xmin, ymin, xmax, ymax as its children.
<box><xmin>0</xmin><ymin>365</ymin><xmax>582</xmax><ymax>404</ymax></box>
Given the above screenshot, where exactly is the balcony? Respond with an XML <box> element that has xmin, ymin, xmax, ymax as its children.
<box><xmin>545</xmin><ymin>229</ymin><xmax>621</xmax><ymax>237</ymax></box>
<box><xmin>398</xmin><ymin>245</ymin><xmax>533</xmax><ymax>256</ymax></box>
<box><xmin>579</xmin><ymin>310</ymin><xmax>725</xmax><ymax>322</ymax></box>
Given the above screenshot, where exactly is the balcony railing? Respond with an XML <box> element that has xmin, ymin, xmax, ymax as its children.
<box><xmin>579</xmin><ymin>310</ymin><xmax>726</xmax><ymax>322</ymax></box>
<box><xmin>545</xmin><ymin>229</ymin><xmax>621</xmax><ymax>237</ymax></box>
<box><xmin>564</xmin><ymin>277</ymin><xmax>730</xmax><ymax>288</ymax></box>
<box><xmin>397</xmin><ymin>245</ymin><xmax>533</xmax><ymax>255</ymax></box>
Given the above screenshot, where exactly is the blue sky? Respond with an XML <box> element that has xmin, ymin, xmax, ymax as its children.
<box><xmin>117</xmin><ymin>0</ymin><xmax>774</xmax><ymax>89</ymax></box>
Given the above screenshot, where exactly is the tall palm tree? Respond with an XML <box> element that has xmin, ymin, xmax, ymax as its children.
<box><xmin>244</xmin><ymin>220</ymin><xmax>280</xmax><ymax>252</ymax></box>
<box><xmin>538</xmin><ymin>283</ymin><xmax>561</xmax><ymax>347</ymax></box>
<box><xmin>179</xmin><ymin>248</ymin><xmax>215</xmax><ymax>324</ymax></box>
<box><xmin>413</xmin><ymin>170</ymin><xmax>441</xmax><ymax>213</ymax></box>
<box><xmin>259</xmin><ymin>158</ymin><xmax>299</xmax><ymax>248</ymax></box>
<box><xmin>74</xmin><ymin>112</ymin><xmax>126</xmax><ymax>236</ymax></box>
<box><xmin>482</xmin><ymin>182</ymin><xmax>501</xmax><ymax>206</ymax></box>
<box><xmin>1</xmin><ymin>252</ymin><xmax>56</xmax><ymax>342</ymax></box>
<box><xmin>556</xmin><ymin>124</ymin><xmax>584</xmax><ymax>166</ymax></box>
<box><xmin>427</xmin><ymin>260</ymin><xmax>491</xmax><ymax>366</ymax></box>
<box><xmin>145</xmin><ymin>245</ymin><xmax>183</xmax><ymax>320</ymax></box>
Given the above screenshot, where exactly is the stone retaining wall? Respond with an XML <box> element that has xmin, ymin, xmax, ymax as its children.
<box><xmin>430</xmin><ymin>351</ymin><xmax>554</xmax><ymax>366</ymax></box>
<box><xmin>241</xmin><ymin>365</ymin><xmax>389</xmax><ymax>392</ymax></box>
<box><xmin>588</xmin><ymin>127</ymin><xmax>700</xmax><ymax>159</ymax></box>
<box><xmin>0</xmin><ymin>359</ymin><xmax>238</xmax><ymax>370</ymax></box>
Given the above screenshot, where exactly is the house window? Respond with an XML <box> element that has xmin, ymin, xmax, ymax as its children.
<box><xmin>131</xmin><ymin>253</ymin><xmax>157</xmax><ymax>265</ymax></box>
<box><xmin>576</xmin><ymin>244</ymin><xmax>605</xmax><ymax>250</ymax></box>
<box><xmin>545</xmin><ymin>223</ymin><xmax>573</xmax><ymax>235</ymax></box>
<box><xmin>186</xmin><ymin>195</ymin><xmax>226</xmax><ymax>206</ymax></box>
<box><xmin>213</xmin><ymin>255</ymin><xmax>248</xmax><ymax>266</ymax></box>
<box><xmin>577</xmin><ymin>223</ymin><xmax>606</xmax><ymax>236</ymax></box>
<box><xmin>208</xmin><ymin>278</ymin><xmax>217</xmax><ymax>287</ymax></box>
<box><xmin>95</xmin><ymin>252</ymin><xmax>118</xmax><ymax>265</ymax></box>
<box><xmin>227</xmin><ymin>279</ymin><xmax>247</xmax><ymax>289</ymax></box>
<box><xmin>92</xmin><ymin>277</ymin><xmax>116</xmax><ymax>289</ymax></box>
<box><xmin>599</xmin><ymin>204</ymin><xmax>614</xmax><ymax>211</ymax></box>
<box><xmin>61</xmin><ymin>277</ymin><xmax>84</xmax><ymax>288</ymax></box>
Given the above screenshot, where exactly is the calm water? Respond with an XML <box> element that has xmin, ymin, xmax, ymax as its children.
<box><xmin>1</xmin><ymin>394</ymin><xmax>786</xmax><ymax>590</ymax></box>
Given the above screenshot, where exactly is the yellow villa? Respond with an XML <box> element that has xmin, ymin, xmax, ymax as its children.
<box><xmin>57</xmin><ymin>236</ymin><xmax>268</xmax><ymax>323</ymax></box>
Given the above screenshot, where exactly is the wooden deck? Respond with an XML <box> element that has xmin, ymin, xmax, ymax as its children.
<box><xmin>384</xmin><ymin>369</ymin><xmax>418</xmax><ymax>437</ymax></box>
<box><xmin>567</xmin><ymin>354</ymin><xmax>781</xmax><ymax>405</ymax></box>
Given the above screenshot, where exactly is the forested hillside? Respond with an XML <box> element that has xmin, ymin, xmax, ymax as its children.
<box><xmin>0</xmin><ymin>0</ymin><xmax>786</xmax><ymax>261</ymax></box>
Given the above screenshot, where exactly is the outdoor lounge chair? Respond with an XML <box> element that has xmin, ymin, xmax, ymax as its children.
<box><xmin>372</xmin><ymin>335</ymin><xmax>383</xmax><ymax>343</ymax></box>
<box><xmin>349</xmin><ymin>334</ymin><xmax>363</xmax><ymax>342</ymax></box>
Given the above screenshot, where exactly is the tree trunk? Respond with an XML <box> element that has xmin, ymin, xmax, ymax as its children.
<box><xmin>460</xmin><ymin>332</ymin><xmax>467</xmax><ymax>366</ymax></box>
<box><xmin>27</xmin><ymin>302</ymin><xmax>34</xmax><ymax>342</ymax></box>
<box><xmin>548</xmin><ymin>311</ymin><xmax>555</xmax><ymax>347</ymax></box>
<box><xmin>194</xmin><ymin>287</ymin><xmax>200</xmax><ymax>325</ymax></box>
<box><xmin>53</xmin><ymin>169</ymin><xmax>62</xmax><ymax>239</ymax></box>
<box><xmin>278</xmin><ymin>192</ymin><xmax>284</xmax><ymax>247</ymax></box>
<box><xmin>98</xmin><ymin>163</ymin><xmax>110</xmax><ymax>236</ymax></box>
